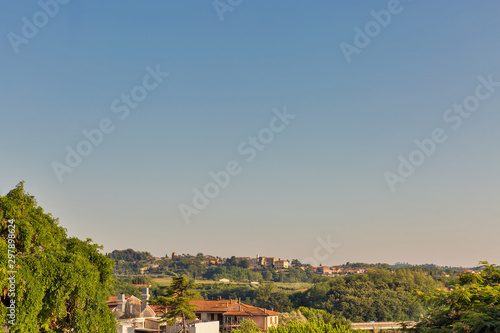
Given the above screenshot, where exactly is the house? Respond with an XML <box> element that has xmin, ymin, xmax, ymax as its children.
<box><xmin>249</xmin><ymin>258</ymin><xmax>260</xmax><ymax>268</ymax></box>
<box><xmin>316</xmin><ymin>266</ymin><xmax>333</xmax><ymax>275</ymax></box>
<box><xmin>108</xmin><ymin>289</ymin><xmax>219</xmax><ymax>333</ymax></box>
<box><xmin>147</xmin><ymin>305</ymin><xmax>219</xmax><ymax>333</ymax></box>
<box><xmin>274</xmin><ymin>259</ymin><xmax>289</xmax><ymax>269</ymax></box>
<box><xmin>107</xmin><ymin>289</ymin><xmax>163</xmax><ymax>333</ymax></box>
<box><xmin>330</xmin><ymin>266</ymin><xmax>344</xmax><ymax>274</ymax></box>
<box><xmin>139</xmin><ymin>265</ymin><xmax>159</xmax><ymax>274</ymax></box>
<box><xmin>260</xmin><ymin>257</ymin><xmax>277</xmax><ymax>266</ymax></box>
<box><xmin>191</xmin><ymin>298</ymin><xmax>280</xmax><ymax>332</ymax></box>
<box><xmin>313</xmin><ymin>266</ymin><xmax>367</xmax><ymax>276</ymax></box>
<box><xmin>167</xmin><ymin>321</ymin><xmax>219</xmax><ymax>333</ymax></box>
<box><xmin>209</xmin><ymin>258</ymin><xmax>222</xmax><ymax>265</ymax></box>
<box><xmin>460</xmin><ymin>270</ymin><xmax>476</xmax><ymax>274</ymax></box>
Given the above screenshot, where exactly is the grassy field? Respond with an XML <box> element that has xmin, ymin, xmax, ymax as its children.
<box><xmin>274</xmin><ymin>282</ymin><xmax>313</xmax><ymax>292</ymax></box>
<box><xmin>151</xmin><ymin>277</ymin><xmax>312</xmax><ymax>292</ymax></box>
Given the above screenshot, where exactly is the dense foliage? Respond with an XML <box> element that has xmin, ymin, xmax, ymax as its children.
<box><xmin>0</xmin><ymin>182</ymin><xmax>116</xmax><ymax>332</ymax></box>
<box><xmin>196</xmin><ymin>283</ymin><xmax>294</xmax><ymax>312</ymax></box>
<box><xmin>233</xmin><ymin>318</ymin><xmax>261</xmax><ymax>332</ymax></box>
<box><xmin>291</xmin><ymin>268</ymin><xmax>443</xmax><ymax>322</ymax></box>
<box><xmin>298</xmin><ymin>307</ymin><xmax>350</xmax><ymax>327</ymax></box>
<box><xmin>234</xmin><ymin>317</ymin><xmax>354</xmax><ymax>333</ymax></box>
<box><xmin>407</xmin><ymin>262</ymin><xmax>500</xmax><ymax>332</ymax></box>
<box><xmin>269</xmin><ymin>321</ymin><xmax>355</xmax><ymax>333</ymax></box>
<box><xmin>107</xmin><ymin>248</ymin><xmax>153</xmax><ymax>262</ymax></box>
<box><xmin>133</xmin><ymin>267</ymin><xmax>449</xmax><ymax>324</ymax></box>
<box><xmin>197</xmin><ymin>283</ymin><xmax>257</xmax><ymax>301</ymax></box>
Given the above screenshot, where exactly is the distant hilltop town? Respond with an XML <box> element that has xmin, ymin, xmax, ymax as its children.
<box><xmin>106</xmin><ymin>249</ymin><xmax>382</xmax><ymax>280</ymax></box>
<box><xmin>107</xmin><ymin>249</ymin><xmax>475</xmax><ymax>284</ymax></box>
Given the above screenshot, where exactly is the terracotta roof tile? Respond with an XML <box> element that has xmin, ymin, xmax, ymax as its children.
<box><xmin>107</xmin><ymin>296</ymin><xmax>280</xmax><ymax>318</ymax></box>
<box><xmin>191</xmin><ymin>299</ymin><xmax>238</xmax><ymax>312</ymax></box>
<box><xmin>106</xmin><ymin>295</ymin><xmax>133</xmax><ymax>308</ymax></box>
<box><xmin>190</xmin><ymin>300</ymin><xmax>279</xmax><ymax>316</ymax></box>
<box><xmin>150</xmin><ymin>304</ymin><xmax>168</xmax><ymax>316</ymax></box>
<box><xmin>224</xmin><ymin>303</ymin><xmax>280</xmax><ymax>316</ymax></box>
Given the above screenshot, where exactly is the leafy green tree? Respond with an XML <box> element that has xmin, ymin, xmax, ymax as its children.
<box><xmin>107</xmin><ymin>248</ymin><xmax>153</xmax><ymax>262</ymax></box>
<box><xmin>298</xmin><ymin>307</ymin><xmax>350</xmax><ymax>327</ymax></box>
<box><xmin>239</xmin><ymin>259</ymin><xmax>250</xmax><ymax>269</ymax></box>
<box><xmin>203</xmin><ymin>266</ymin><xmax>254</xmax><ymax>282</ymax></box>
<box><xmin>226</xmin><ymin>256</ymin><xmax>238</xmax><ymax>267</ymax></box>
<box><xmin>255</xmin><ymin>284</ymin><xmax>293</xmax><ymax>312</ymax></box>
<box><xmin>278</xmin><ymin>310</ymin><xmax>308</xmax><ymax>326</ymax></box>
<box><xmin>196</xmin><ymin>283</ymin><xmax>256</xmax><ymax>301</ymax></box>
<box><xmin>247</xmin><ymin>270</ymin><xmax>263</xmax><ymax>283</ymax></box>
<box><xmin>269</xmin><ymin>321</ymin><xmax>354</xmax><ymax>333</ymax></box>
<box><xmin>153</xmin><ymin>276</ymin><xmax>198</xmax><ymax>333</ymax></box>
<box><xmin>263</xmin><ymin>270</ymin><xmax>273</xmax><ymax>282</ymax></box>
<box><xmin>233</xmin><ymin>318</ymin><xmax>261</xmax><ymax>333</ymax></box>
<box><xmin>407</xmin><ymin>262</ymin><xmax>500</xmax><ymax>332</ymax></box>
<box><xmin>113</xmin><ymin>279</ymin><xmax>141</xmax><ymax>298</ymax></box>
<box><xmin>0</xmin><ymin>182</ymin><xmax>116</xmax><ymax>332</ymax></box>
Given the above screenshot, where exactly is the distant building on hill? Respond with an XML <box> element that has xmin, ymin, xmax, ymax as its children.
<box><xmin>313</xmin><ymin>266</ymin><xmax>367</xmax><ymax>276</ymax></box>
<box><xmin>275</xmin><ymin>258</ymin><xmax>289</xmax><ymax>269</ymax></box>
<box><xmin>249</xmin><ymin>257</ymin><xmax>260</xmax><ymax>267</ymax></box>
<box><xmin>260</xmin><ymin>256</ymin><xmax>277</xmax><ymax>266</ymax></box>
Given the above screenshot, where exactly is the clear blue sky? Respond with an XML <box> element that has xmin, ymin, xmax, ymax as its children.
<box><xmin>1</xmin><ymin>1</ymin><xmax>499</xmax><ymax>267</ymax></box>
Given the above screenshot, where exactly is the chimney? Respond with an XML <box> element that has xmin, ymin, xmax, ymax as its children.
<box><xmin>141</xmin><ymin>288</ymin><xmax>150</xmax><ymax>301</ymax></box>
<box><xmin>217</xmin><ymin>296</ymin><xmax>221</xmax><ymax>301</ymax></box>
<box><xmin>117</xmin><ymin>294</ymin><xmax>126</xmax><ymax>312</ymax></box>
<box><xmin>264</xmin><ymin>308</ymin><xmax>267</xmax><ymax>314</ymax></box>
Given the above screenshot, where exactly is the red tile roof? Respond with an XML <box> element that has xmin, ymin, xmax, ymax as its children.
<box><xmin>150</xmin><ymin>304</ymin><xmax>168</xmax><ymax>316</ymax></box>
<box><xmin>107</xmin><ymin>296</ymin><xmax>280</xmax><ymax>317</ymax></box>
<box><xmin>190</xmin><ymin>299</ymin><xmax>238</xmax><ymax>312</ymax></box>
<box><xmin>223</xmin><ymin>303</ymin><xmax>280</xmax><ymax>316</ymax></box>
<box><xmin>190</xmin><ymin>300</ymin><xmax>279</xmax><ymax>317</ymax></box>
<box><xmin>106</xmin><ymin>294</ymin><xmax>133</xmax><ymax>309</ymax></box>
